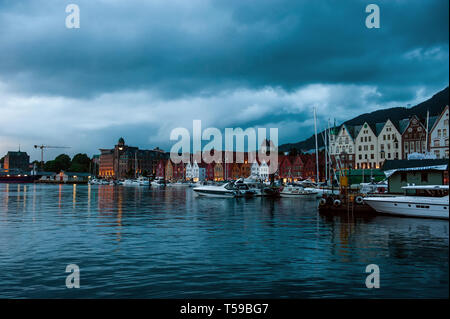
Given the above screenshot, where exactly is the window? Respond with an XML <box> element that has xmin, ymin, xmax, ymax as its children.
<box><xmin>404</xmin><ymin>143</ymin><xmax>408</xmax><ymax>151</ymax></box>
<box><xmin>401</xmin><ymin>172</ymin><xmax>407</xmax><ymax>182</ymax></box>
<box><xmin>392</xmin><ymin>134</ymin><xmax>395</xmax><ymax>140</ymax></box>
<box><xmin>368</xmin><ymin>136</ymin><xmax>371</xmax><ymax>142</ymax></box>
<box><xmin>421</xmin><ymin>172</ymin><xmax>428</xmax><ymax>182</ymax></box>
<box><xmin>395</xmin><ymin>152</ymin><xmax>399</xmax><ymax>159</ymax></box>
<box><xmin>364</xmin><ymin>145</ymin><xmax>368</xmax><ymax>151</ymax></box>
<box><xmin>410</xmin><ymin>141</ymin><xmax>414</xmax><ymax>151</ymax></box>
<box><xmin>444</xmin><ymin>129</ymin><xmax>447</xmax><ymax>137</ymax></box>
<box><xmin>345</xmin><ymin>138</ymin><xmax>349</xmax><ymax>144</ymax></box>
<box><xmin>370</xmin><ymin>154</ymin><xmax>374</xmax><ymax>159</ymax></box>
<box><xmin>438</xmin><ymin>129</ymin><xmax>441</xmax><ymax>137</ymax></box>
<box><xmin>370</xmin><ymin>145</ymin><xmax>374</xmax><ymax>150</ymax></box>
<box><xmin>359</xmin><ymin>154</ymin><xmax>362</xmax><ymax>160</ymax></box>
<box><xmin>416</xmin><ymin>141</ymin><xmax>420</xmax><ymax>152</ymax></box>
<box><xmin>388</xmin><ymin>144</ymin><xmax>391</xmax><ymax>150</ymax></box>
<box><xmin>383</xmin><ymin>135</ymin><xmax>386</xmax><ymax>140</ymax></box>
<box><xmin>359</xmin><ymin>145</ymin><xmax>362</xmax><ymax>151</ymax></box>
<box><xmin>381</xmin><ymin>144</ymin><xmax>384</xmax><ymax>150</ymax></box>
<box><xmin>395</xmin><ymin>142</ymin><xmax>398</xmax><ymax>149</ymax></box>
<box><xmin>380</xmin><ymin>152</ymin><xmax>385</xmax><ymax>159</ymax></box>
<box><xmin>388</xmin><ymin>153</ymin><xmax>391</xmax><ymax>159</ymax></box>
<box><xmin>361</xmin><ymin>137</ymin><xmax>363</xmax><ymax>142</ymax></box>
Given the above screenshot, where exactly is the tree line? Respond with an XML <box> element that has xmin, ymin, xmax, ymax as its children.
<box><xmin>41</xmin><ymin>153</ymin><xmax>92</xmax><ymax>173</ymax></box>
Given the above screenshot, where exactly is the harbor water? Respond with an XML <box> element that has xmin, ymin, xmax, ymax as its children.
<box><xmin>0</xmin><ymin>184</ymin><xmax>448</xmax><ymax>298</ymax></box>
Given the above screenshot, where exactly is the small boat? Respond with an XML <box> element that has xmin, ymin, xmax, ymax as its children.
<box><xmin>280</xmin><ymin>186</ymin><xmax>318</xmax><ymax>199</ymax></box>
<box><xmin>151</xmin><ymin>178</ymin><xmax>165</xmax><ymax>187</ymax></box>
<box><xmin>167</xmin><ymin>181</ymin><xmax>190</xmax><ymax>187</ymax></box>
<box><xmin>136</xmin><ymin>176</ymin><xmax>150</xmax><ymax>186</ymax></box>
<box><xmin>364</xmin><ymin>185</ymin><xmax>449</xmax><ymax>220</ymax></box>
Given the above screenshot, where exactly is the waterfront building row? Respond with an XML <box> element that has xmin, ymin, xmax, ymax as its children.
<box><xmin>329</xmin><ymin>105</ymin><xmax>449</xmax><ymax>170</ymax></box>
<box><xmin>154</xmin><ymin>152</ymin><xmax>327</xmax><ymax>182</ymax></box>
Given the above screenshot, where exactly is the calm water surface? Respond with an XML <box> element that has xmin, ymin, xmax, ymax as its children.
<box><xmin>0</xmin><ymin>184</ymin><xmax>448</xmax><ymax>298</ymax></box>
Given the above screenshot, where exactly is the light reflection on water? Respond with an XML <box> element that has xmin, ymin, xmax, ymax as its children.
<box><xmin>0</xmin><ymin>184</ymin><xmax>448</xmax><ymax>298</ymax></box>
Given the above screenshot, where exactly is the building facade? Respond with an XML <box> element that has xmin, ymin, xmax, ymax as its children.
<box><xmin>401</xmin><ymin>115</ymin><xmax>427</xmax><ymax>159</ymax></box>
<box><xmin>99</xmin><ymin>138</ymin><xmax>167</xmax><ymax>179</ymax></box>
<box><xmin>355</xmin><ymin>122</ymin><xmax>378</xmax><ymax>169</ymax></box>
<box><xmin>376</xmin><ymin>119</ymin><xmax>402</xmax><ymax>167</ymax></box>
<box><xmin>429</xmin><ymin>105</ymin><xmax>449</xmax><ymax>159</ymax></box>
<box><xmin>3</xmin><ymin>151</ymin><xmax>30</xmax><ymax>173</ymax></box>
<box><xmin>329</xmin><ymin>124</ymin><xmax>356</xmax><ymax>169</ymax></box>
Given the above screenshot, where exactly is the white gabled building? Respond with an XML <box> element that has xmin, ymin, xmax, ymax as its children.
<box><xmin>376</xmin><ymin>119</ymin><xmax>402</xmax><ymax>167</ymax></box>
<box><xmin>355</xmin><ymin>122</ymin><xmax>378</xmax><ymax>169</ymax></box>
<box><xmin>429</xmin><ymin>105</ymin><xmax>449</xmax><ymax>159</ymax></box>
<box><xmin>329</xmin><ymin>124</ymin><xmax>356</xmax><ymax>168</ymax></box>
<box><xmin>185</xmin><ymin>162</ymin><xmax>193</xmax><ymax>180</ymax></box>
<box><xmin>251</xmin><ymin>161</ymin><xmax>260</xmax><ymax>177</ymax></box>
<box><xmin>259</xmin><ymin>161</ymin><xmax>269</xmax><ymax>180</ymax></box>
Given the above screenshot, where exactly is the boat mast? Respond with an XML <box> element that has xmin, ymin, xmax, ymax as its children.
<box><xmin>314</xmin><ymin>107</ymin><xmax>320</xmax><ymax>183</ymax></box>
<box><xmin>135</xmin><ymin>151</ymin><xmax>138</xmax><ymax>178</ymax></box>
<box><xmin>325</xmin><ymin>119</ymin><xmax>328</xmax><ymax>183</ymax></box>
<box><xmin>425</xmin><ymin>110</ymin><xmax>430</xmax><ymax>153</ymax></box>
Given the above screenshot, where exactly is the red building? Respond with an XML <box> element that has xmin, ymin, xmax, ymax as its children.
<box><xmin>155</xmin><ymin>159</ymin><xmax>167</xmax><ymax>178</ymax></box>
<box><xmin>278</xmin><ymin>156</ymin><xmax>292</xmax><ymax>180</ymax></box>
<box><xmin>402</xmin><ymin>115</ymin><xmax>426</xmax><ymax>159</ymax></box>
<box><xmin>205</xmin><ymin>163</ymin><xmax>215</xmax><ymax>180</ymax></box>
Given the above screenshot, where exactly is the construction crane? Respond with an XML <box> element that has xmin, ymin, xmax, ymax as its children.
<box><xmin>34</xmin><ymin>145</ymin><xmax>71</xmax><ymax>170</ymax></box>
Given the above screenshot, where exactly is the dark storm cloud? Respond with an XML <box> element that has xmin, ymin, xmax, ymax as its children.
<box><xmin>0</xmin><ymin>0</ymin><xmax>448</xmax><ymax>98</ymax></box>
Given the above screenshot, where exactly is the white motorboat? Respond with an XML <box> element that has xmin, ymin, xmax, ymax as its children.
<box><xmin>151</xmin><ymin>178</ymin><xmax>165</xmax><ymax>187</ymax></box>
<box><xmin>136</xmin><ymin>176</ymin><xmax>150</xmax><ymax>186</ymax></box>
<box><xmin>88</xmin><ymin>178</ymin><xmax>101</xmax><ymax>185</ymax></box>
<box><xmin>364</xmin><ymin>185</ymin><xmax>449</xmax><ymax>219</ymax></box>
<box><xmin>167</xmin><ymin>181</ymin><xmax>190</xmax><ymax>187</ymax></box>
<box><xmin>122</xmin><ymin>179</ymin><xmax>137</xmax><ymax>186</ymax></box>
<box><xmin>193</xmin><ymin>181</ymin><xmax>255</xmax><ymax>198</ymax></box>
<box><xmin>280</xmin><ymin>186</ymin><xmax>318</xmax><ymax>199</ymax></box>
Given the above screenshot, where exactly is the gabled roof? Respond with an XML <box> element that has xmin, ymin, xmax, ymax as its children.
<box><xmin>375</xmin><ymin>122</ymin><xmax>386</xmax><ymax>136</ymax></box>
<box><xmin>429</xmin><ymin>105</ymin><xmax>449</xmax><ymax>133</ymax></box>
<box><xmin>398</xmin><ymin>118</ymin><xmax>410</xmax><ymax>134</ymax></box>
<box><xmin>352</xmin><ymin>125</ymin><xmax>363</xmax><ymax>139</ymax></box>
<box><xmin>381</xmin><ymin>159</ymin><xmax>448</xmax><ymax>171</ymax></box>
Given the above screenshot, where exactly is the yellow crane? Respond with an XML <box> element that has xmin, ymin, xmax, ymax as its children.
<box><xmin>34</xmin><ymin>145</ymin><xmax>71</xmax><ymax>170</ymax></box>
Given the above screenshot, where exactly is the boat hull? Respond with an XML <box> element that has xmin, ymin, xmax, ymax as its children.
<box><xmin>193</xmin><ymin>189</ymin><xmax>235</xmax><ymax>198</ymax></box>
<box><xmin>280</xmin><ymin>192</ymin><xmax>318</xmax><ymax>200</ymax></box>
<box><xmin>364</xmin><ymin>197</ymin><xmax>449</xmax><ymax>220</ymax></box>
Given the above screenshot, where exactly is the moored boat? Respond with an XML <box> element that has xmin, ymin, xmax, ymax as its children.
<box><xmin>0</xmin><ymin>173</ymin><xmax>41</xmax><ymax>183</ymax></box>
<box><xmin>364</xmin><ymin>185</ymin><xmax>449</xmax><ymax>219</ymax></box>
<box><xmin>280</xmin><ymin>186</ymin><xmax>318</xmax><ymax>199</ymax></box>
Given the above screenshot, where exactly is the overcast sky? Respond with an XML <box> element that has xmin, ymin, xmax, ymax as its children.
<box><xmin>0</xmin><ymin>0</ymin><xmax>448</xmax><ymax>161</ymax></box>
